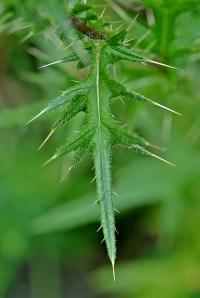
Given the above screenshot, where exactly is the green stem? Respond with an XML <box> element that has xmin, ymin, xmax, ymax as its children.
<box><xmin>154</xmin><ymin>8</ymin><xmax>175</xmax><ymax>61</ymax></box>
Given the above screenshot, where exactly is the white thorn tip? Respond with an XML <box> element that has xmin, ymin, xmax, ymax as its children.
<box><xmin>39</xmin><ymin>59</ymin><xmax>67</xmax><ymax>69</ymax></box>
<box><xmin>133</xmin><ymin>92</ymin><xmax>181</xmax><ymax>116</ymax></box>
<box><xmin>25</xmin><ymin>108</ymin><xmax>47</xmax><ymax>125</ymax></box>
<box><xmin>151</xmin><ymin>153</ymin><xmax>175</xmax><ymax>167</ymax></box>
<box><xmin>148</xmin><ymin>142</ymin><xmax>165</xmax><ymax>152</ymax></box>
<box><xmin>90</xmin><ymin>176</ymin><xmax>96</xmax><ymax>183</ymax></box>
<box><xmin>114</xmin><ymin>208</ymin><xmax>120</xmax><ymax>214</ymax></box>
<box><xmin>113</xmin><ymin>191</ymin><xmax>119</xmax><ymax>197</ymax></box>
<box><xmin>97</xmin><ymin>226</ymin><xmax>102</xmax><ymax>232</ymax></box>
<box><xmin>38</xmin><ymin>129</ymin><xmax>56</xmax><ymax>151</ymax></box>
<box><xmin>42</xmin><ymin>155</ymin><xmax>57</xmax><ymax>167</ymax></box>
<box><xmin>111</xmin><ymin>259</ymin><xmax>116</xmax><ymax>282</ymax></box>
<box><xmin>100</xmin><ymin>7</ymin><xmax>107</xmax><ymax>19</ymax></box>
<box><xmin>127</xmin><ymin>12</ymin><xmax>139</xmax><ymax>31</ymax></box>
<box><xmin>153</xmin><ymin>101</ymin><xmax>181</xmax><ymax>116</ymax></box>
<box><xmin>149</xmin><ymin>59</ymin><xmax>178</xmax><ymax>70</ymax></box>
<box><xmin>93</xmin><ymin>200</ymin><xmax>99</xmax><ymax>206</ymax></box>
<box><xmin>60</xmin><ymin>166</ymin><xmax>73</xmax><ymax>183</ymax></box>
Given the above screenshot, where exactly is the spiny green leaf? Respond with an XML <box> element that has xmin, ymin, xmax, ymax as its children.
<box><xmin>72</xmin><ymin>3</ymin><xmax>91</xmax><ymax>15</ymax></box>
<box><xmin>53</xmin><ymin>95</ymin><xmax>87</xmax><ymax>130</ymax></box>
<box><xmin>75</xmin><ymin>8</ymin><xmax>97</xmax><ymax>22</ymax></box>
<box><xmin>108</xmin><ymin>78</ymin><xmax>127</xmax><ymax>97</ymax></box>
<box><xmin>72</xmin><ymin>141</ymin><xmax>92</xmax><ymax>167</ymax></box>
<box><xmin>108</xmin><ymin>80</ymin><xmax>127</xmax><ymax>99</ymax></box>
<box><xmin>120</xmin><ymin>91</ymin><xmax>181</xmax><ymax>115</ymax></box>
<box><xmin>60</xmin><ymin>141</ymin><xmax>93</xmax><ymax>182</ymax></box>
<box><xmin>105</xmin><ymin>120</ymin><xmax>151</xmax><ymax>148</ymax></box>
<box><xmin>28</xmin><ymin>0</ymin><xmax>179</xmax><ymax>279</ymax></box>
<box><xmin>43</xmin><ymin>127</ymin><xmax>94</xmax><ymax>166</ymax></box>
<box><xmin>89</xmin><ymin>48</ymin><xmax>116</xmax><ymax>277</ymax></box>
<box><xmin>105</xmin><ymin>44</ymin><xmax>148</xmax><ymax>64</ymax></box>
<box><xmin>39</xmin><ymin>52</ymin><xmax>81</xmax><ymax>69</ymax></box>
<box><xmin>109</xmin><ymin>79</ymin><xmax>180</xmax><ymax>115</ymax></box>
<box><xmin>119</xmin><ymin>143</ymin><xmax>175</xmax><ymax>166</ymax></box>
<box><xmin>38</xmin><ymin>96</ymin><xmax>87</xmax><ymax>151</ymax></box>
<box><xmin>107</xmin><ymin>30</ymin><xmax>127</xmax><ymax>46</ymax></box>
<box><xmin>46</xmin><ymin>84</ymin><xmax>90</xmax><ymax>112</ymax></box>
<box><xmin>26</xmin><ymin>83</ymin><xmax>91</xmax><ymax>124</ymax></box>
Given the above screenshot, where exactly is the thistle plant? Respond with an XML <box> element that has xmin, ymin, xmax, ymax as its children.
<box><xmin>27</xmin><ymin>1</ymin><xmax>179</xmax><ymax>279</ymax></box>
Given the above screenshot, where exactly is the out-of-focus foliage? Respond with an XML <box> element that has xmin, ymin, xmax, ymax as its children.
<box><xmin>0</xmin><ymin>0</ymin><xmax>200</xmax><ymax>297</ymax></box>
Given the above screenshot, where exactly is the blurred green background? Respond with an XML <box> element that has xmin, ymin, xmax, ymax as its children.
<box><xmin>0</xmin><ymin>0</ymin><xmax>200</xmax><ymax>297</ymax></box>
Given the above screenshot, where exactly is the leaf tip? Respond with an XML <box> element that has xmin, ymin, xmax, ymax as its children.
<box><xmin>111</xmin><ymin>258</ymin><xmax>116</xmax><ymax>282</ymax></box>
